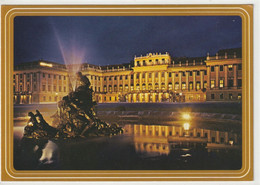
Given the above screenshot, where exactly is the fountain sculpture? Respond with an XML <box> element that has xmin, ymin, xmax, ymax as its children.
<box><xmin>24</xmin><ymin>72</ymin><xmax>123</xmax><ymax>139</ymax></box>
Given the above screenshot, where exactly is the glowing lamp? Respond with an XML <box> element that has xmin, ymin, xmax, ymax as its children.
<box><xmin>183</xmin><ymin>123</ymin><xmax>190</xmax><ymax>131</ymax></box>
<box><xmin>182</xmin><ymin>113</ymin><xmax>191</xmax><ymax>120</ymax></box>
<box><xmin>40</xmin><ymin>62</ymin><xmax>53</xmax><ymax>67</ymax></box>
<box><xmin>28</xmin><ymin>122</ymin><xmax>33</xmax><ymax>127</ymax></box>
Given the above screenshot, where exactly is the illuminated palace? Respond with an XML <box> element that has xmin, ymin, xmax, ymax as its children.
<box><xmin>13</xmin><ymin>48</ymin><xmax>242</xmax><ymax>104</ymax></box>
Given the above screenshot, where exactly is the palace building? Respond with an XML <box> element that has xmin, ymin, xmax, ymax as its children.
<box><xmin>13</xmin><ymin>48</ymin><xmax>242</xmax><ymax>104</ymax></box>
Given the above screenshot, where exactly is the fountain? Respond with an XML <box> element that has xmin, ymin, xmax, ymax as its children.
<box><xmin>24</xmin><ymin>71</ymin><xmax>123</xmax><ymax>139</ymax></box>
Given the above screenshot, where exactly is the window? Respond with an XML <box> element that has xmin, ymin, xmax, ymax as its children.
<box><xmin>104</xmin><ymin>77</ymin><xmax>107</xmax><ymax>80</ymax></box>
<box><xmin>220</xmin><ymin>93</ymin><xmax>224</xmax><ymax>99</ymax></box>
<box><xmin>109</xmin><ymin>85</ymin><xmax>112</xmax><ymax>92</ymax></box>
<box><xmin>48</xmin><ymin>85</ymin><xmax>51</xmax><ymax>91</ymax></box>
<box><xmin>196</xmin><ymin>82</ymin><xmax>201</xmax><ymax>90</ymax></box>
<box><xmin>155</xmin><ymin>83</ymin><xmax>159</xmax><ymax>90</ymax></box>
<box><xmin>175</xmin><ymin>82</ymin><xmax>179</xmax><ymax>90</ymax></box>
<box><xmin>59</xmin><ymin>75</ymin><xmax>61</xmax><ymax>80</ymax></box>
<box><xmin>228</xmin><ymin>80</ymin><xmax>233</xmax><ymax>87</ymax></box>
<box><xmin>162</xmin><ymin>72</ymin><xmax>165</xmax><ymax>77</ymax></box>
<box><xmin>43</xmin><ymin>73</ymin><xmax>45</xmax><ymax>78</ymax></box>
<box><xmin>64</xmin><ymin>76</ymin><xmax>66</xmax><ymax>80</ymax></box>
<box><xmin>169</xmin><ymin>73</ymin><xmax>172</xmax><ymax>77</ymax></box>
<box><xmin>142</xmin><ymin>84</ymin><xmax>146</xmax><ymax>90</ymax></box>
<box><xmin>130</xmin><ymin>85</ymin><xmax>134</xmax><ymax>91</ymax></box>
<box><xmin>55</xmin><ymin>96</ymin><xmax>58</xmax><ymax>101</ymax></box>
<box><xmin>189</xmin><ymin>82</ymin><xmax>193</xmax><ymax>90</ymax></box>
<box><xmin>48</xmin><ymin>74</ymin><xmax>51</xmax><ymax>78</ymax></box>
<box><xmin>238</xmin><ymin>79</ymin><xmax>242</xmax><ymax>87</ymax></box>
<box><xmin>211</xmin><ymin>94</ymin><xmax>215</xmax><ymax>100</ymax></box>
<box><xmin>34</xmin><ymin>84</ymin><xmax>37</xmax><ymax>91</ymax></box>
<box><xmin>197</xmin><ymin>71</ymin><xmax>200</xmax><ymax>76</ymax></box>
<box><xmin>114</xmin><ymin>85</ymin><xmax>117</xmax><ymax>91</ymax></box>
<box><xmin>168</xmin><ymin>83</ymin><xmax>172</xmax><ymax>90</ymax></box>
<box><xmin>104</xmin><ymin>85</ymin><xmax>107</xmax><ymax>92</ymax></box>
<box><xmin>182</xmin><ymin>72</ymin><xmax>186</xmax><ymax>77</ymax></box>
<box><xmin>109</xmin><ymin>77</ymin><xmax>112</xmax><ymax>81</ymax></box>
<box><xmin>161</xmin><ymin>83</ymin><xmax>165</xmax><ymax>90</ymax></box>
<box><xmin>120</xmin><ymin>76</ymin><xmax>122</xmax><ymax>80</ymax></box>
<box><xmin>27</xmin><ymin>84</ymin><xmax>30</xmax><ymax>91</ymax></box>
<box><xmin>64</xmin><ymin>87</ymin><xmax>66</xmax><ymax>92</ymax></box>
<box><xmin>54</xmin><ymin>75</ymin><xmax>56</xmax><ymax>79</ymax></box>
<box><xmin>204</xmin><ymin>81</ymin><xmax>207</xmax><ymax>89</ymax></box>
<box><xmin>238</xmin><ymin>93</ymin><xmax>242</xmax><ymax>100</ymax></box>
<box><xmin>229</xmin><ymin>93</ymin><xmax>233</xmax><ymax>100</ymax></box>
<box><xmin>220</xmin><ymin>65</ymin><xmax>224</xmax><ymax>71</ymax></box>
<box><xmin>228</xmin><ymin>65</ymin><xmax>233</xmax><ymax>71</ymax></box>
<box><xmin>149</xmin><ymin>73</ymin><xmax>152</xmax><ymax>78</ymax></box>
<box><xmin>124</xmin><ymin>85</ymin><xmax>128</xmax><ymax>91</ymax></box>
<box><xmin>181</xmin><ymin>82</ymin><xmax>186</xmax><ymax>90</ymax></box>
<box><xmin>238</xmin><ymin>64</ymin><xmax>242</xmax><ymax>70</ymax></box>
<box><xmin>43</xmin><ymin>96</ymin><xmax>46</xmax><ymax>101</ymax></box>
<box><xmin>204</xmin><ymin>71</ymin><xmax>207</xmax><ymax>75</ymax></box>
<box><xmin>119</xmin><ymin>85</ymin><xmax>123</xmax><ymax>91</ymax></box>
<box><xmin>59</xmin><ymin>86</ymin><xmax>62</xmax><ymax>92</ymax></box>
<box><xmin>210</xmin><ymin>80</ymin><xmax>215</xmax><ymax>88</ymax></box>
<box><xmin>155</xmin><ymin>73</ymin><xmax>158</xmax><ymax>78</ymax></box>
<box><xmin>49</xmin><ymin>96</ymin><xmax>52</xmax><ymax>101</ymax></box>
<box><xmin>42</xmin><ymin>85</ymin><xmax>46</xmax><ymax>91</ymax></box>
<box><xmin>131</xmin><ymin>75</ymin><xmax>133</xmax><ymax>80</ymax></box>
<box><xmin>219</xmin><ymin>80</ymin><xmax>224</xmax><ymax>88</ymax></box>
<box><xmin>125</xmin><ymin>76</ymin><xmax>128</xmax><ymax>80</ymax></box>
<box><xmin>211</xmin><ymin>66</ymin><xmax>215</xmax><ymax>72</ymax></box>
<box><xmin>175</xmin><ymin>73</ymin><xmax>178</xmax><ymax>77</ymax></box>
<box><xmin>114</xmin><ymin>76</ymin><xmax>117</xmax><ymax>80</ymax></box>
<box><xmin>148</xmin><ymin>83</ymin><xmax>152</xmax><ymax>90</ymax></box>
<box><xmin>189</xmin><ymin>71</ymin><xmax>193</xmax><ymax>76</ymax></box>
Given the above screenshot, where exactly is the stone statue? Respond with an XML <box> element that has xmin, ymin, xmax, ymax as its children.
<box><xmin>24</xmin><ymin>72</ymin><xmax>123</xmax><ymax>139</ymax></box>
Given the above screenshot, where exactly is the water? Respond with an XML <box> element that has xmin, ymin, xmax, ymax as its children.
<box><xmin>13</xmin><ymin>103</ymin><xmax>242</xmax><ymax>170</ymax></box>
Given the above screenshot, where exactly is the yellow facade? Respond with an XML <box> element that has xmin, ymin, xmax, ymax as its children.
<box><xmin>13</xmin><ymin>48</ymin><xmax>242</xmax><ymax>104</ymax></box>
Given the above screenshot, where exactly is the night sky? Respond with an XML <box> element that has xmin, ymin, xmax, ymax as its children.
<box><xmin>14</xmin><ymin>16</ymin><xmax>242</xmax><ymax>66</ymax></box>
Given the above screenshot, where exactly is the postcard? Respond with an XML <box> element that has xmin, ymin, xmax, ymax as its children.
<box><xmin>1</xmin><ymin>4</ymin><xmax>253</xmax><ymax>181</ymax></box>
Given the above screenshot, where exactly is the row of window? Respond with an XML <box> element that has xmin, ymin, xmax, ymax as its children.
<box><xmin>14</xmin><ymin>73</ymin><xmax>67</xmax><ymax>80</ymax></box>
<box><xmin>210</xmin><ymin>64</ymin><xmax>242</xmax><ymax>72</ymax></box>
<box><xmin>210</xmin><ymin>93</ymin><xmax>242</xmax><ymax>100</ymax></box>
<box><xmin>42</xmin><ymin>96</ymin><xmax>62</xmax><ymax>102</ymax></box>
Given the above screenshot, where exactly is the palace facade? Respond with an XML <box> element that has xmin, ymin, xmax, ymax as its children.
<box><xmin>13</xmin><ymin>48</ymin><xmax>242</xmax><ymax>104</ymax></box>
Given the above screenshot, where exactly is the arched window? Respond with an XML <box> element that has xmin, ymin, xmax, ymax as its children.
<box><xmin>142</xmin><ymin>83</ymin><xmax>146</xmax><ymax>90</ymax></box>
<box><xmin>161</xmin><ymin>83</ymin><xmax>165</xmax><ymax>90</ymax></box>
<box><xmin>103</xmin><ymin>85</ymin><xmax>107</xmax><ymax>92</ymax></box>
<box><xmin>136</xmin><ymin>84</ymin><xmax>140</xmax><ymax>91</ymax></box>
<box><xmin>148</xmin><ymin>83</ymin><xmax>152</xmax><ymax>90</ymax></box>
<box><xmin>155</xmin><ymin>83</ymin><xmax>159</xmax><ymax>90</ymax></box>
<box><xmin>175</xmin><ymin>82</ymin><xmax>179</xmax><ymax>90</ymax></box>
<box><xmin>168</xmin><ymin>82</ymin><xmax>172</xmax><ymax>90</ymax></box>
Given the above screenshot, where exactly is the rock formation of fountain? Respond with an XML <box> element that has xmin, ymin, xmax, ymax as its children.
<box><xmin>24</xmin><ymin>72</ymin><xmax>123</xmax><ymax>139</ymax></box>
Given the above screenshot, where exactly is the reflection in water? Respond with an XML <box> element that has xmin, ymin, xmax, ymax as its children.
<box><xmin>14</xmin><ymin>122</ymin><xmax>241</xmax><ymax>170</ymax></box>
<box><xmin>124</xmin><ymin>123</ymin><xmax>240</xmax><ymax>157</ymax></box>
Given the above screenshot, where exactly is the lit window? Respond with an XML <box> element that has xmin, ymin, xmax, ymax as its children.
<box><xmin>228</xmin><ymin>65</ymin><xmax>233</xmax><ymax>71</ymax></box>
<box><xmin>181</xmin><ymin>82</ymin><xmax>186</xmax><ymax>90</ymax></box>
<box><xmin>142</xmin><ymin>84</ymin><xmax>146</xmax><ymax>90</ymax></box>
<box><xmin>155</xmin><ymin>83</ymin><xmax>159</xmax><ymax>90</ymax></box>
<box><xmin>168</xmin><ymin>83</ymin><xmax>172</xmax><ymax>90</ymax></box>
<box><xmin>119</xmin><ymin>85</ymin><xmax>123</xmax><ymax>91</ymax></box>
<box><xmin>189</xmin><ymin>82</ymin><xmax>193</xmax><ymax>90</ymax></box>
<box><xmin>148</xmin><ymin>83</ymin><xmax>152</xmax><ymax>90</ymax></box>
<box><xmin>109</xmin><ymin>85</ymin><xmax>112</xmax><ymax>92</ymax></box>
<box><xmin>196</xmin><ymin>82</ymin><xmax>201</xmax><ymax>90</ymax></box>
<box><xmin>125</xmin><ymin>85</ymin><xmax>128</xmax><ymax>91</ymax></box>
<box><xmin>238</xmin><ymin>93</ymin><xmax>242</xmax><ymax>100</ymax></box>
<box><xmin>114</xmin><ymin>85</ymin><xmax>117</xmax><ymax>91</ymax></box>
<box><xmin>175</xmin><ymin>82</ymin><xmax>179</xmax><ymax>90</ymax></box>
<box><xmin>219</xmin><ymin>80</ymin><xmax>224</xmax><ymax>88</ymax></box>
<box><xmin>229</xmin><ymin>93</ymin><xmax>233</xmax><ymax>100</ymax></box>
<box><xmin>210</xmin><ymin>80</ymin><xmax>215</xmax><ymax>88</ymax></box>
<box><xmin>103</xmin><ymin>85</ymin><xmax>107</xmax><ymax>92</ymax></box>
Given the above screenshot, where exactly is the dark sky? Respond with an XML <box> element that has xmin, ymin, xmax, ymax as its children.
<box><xmin>14</xmin><ymin>16</ymin><xmax>242</xmax><ymax>66</ymax></box>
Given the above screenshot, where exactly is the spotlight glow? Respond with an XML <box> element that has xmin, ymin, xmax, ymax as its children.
<box><xmin>182</xmin><ymin>113</ymin><xmax>191</xmax><ymax>120</ymax></box>
<box><xmin>183</xmin><ymin>123</ymin><xmax>190</xmax><ymax>131</ymax></box>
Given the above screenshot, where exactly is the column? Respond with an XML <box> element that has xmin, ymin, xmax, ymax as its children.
<box><xmin>158</xmin><ymin>72</ymin><xmax>161</xmax><ymax>90</ymax></box>
<box><xmin>15</xmin><ymin>74</ymin><xmax>19</xmax><ymax>92</ymax></box>
<box><xmin>165</xmin><ymin>72</ymin><xmax>168</xmax><ymax>90</ymax></box>
<box><xmin>128</xmin><ymin>74</ymin><xmax>131</xmax><ymax>92</ymax></box>
<box><xmin>179</xmin><ymin>71</ymin><xmax>182</xmax><ymax>90</ymax></box>
<box><xmin>139</xmin><ymin>72</ymin><xmax>142</xmax><ymax>90</ymax></box>
<box><xmin>234</xmin><ymin>64</ymin><xmax>237</xmax><ymax>87</ymax></box>
<box><xmin>224</xmin><ymin>65</ymin><xmax>228</xmax><ymax>88</ymax></box>
<box><xmin>145</xmin><ymin>73</ymin><xmax>148</xmax><ymax>90</ymax></box>
<box><xmin>186</xmin><ymin>71</ymin><xmax>189</xmax><ymax>91</ymax></box>
<box><xmin>172</xmin><ymin>72</ymin><xmax>175</xmax><ymax>90</ymax></box>
<box><xmin>100</xmin><ymin>76</ymin><xmax>103</xmax><ymax>92</ymax></box>
<box><xmin>193</xmin><ymin>71</ymin><xmax>196</xmax><ymax>90</ymax></box>
<box><xmin>216</xmin><ymin>131</ymin><xmax>220</xmax><ymax>143</ymax></box>
<box><xmin>117</xmin><ymin>75</ymin><xmax>120</xmax><ymax>92</ymax></box>
<box><xmin>112</xmin><ymin>76</ymin><xmax>115</xmax><ymax>92</ymax></box>
<box><xmin>30</xmin><ymin>73</ymin><xmax>33</xmax><ymax>92</ymax></box>
<box><xmin>23</xmin><ymin>73</ymin><xmax>26</xmax><ymax>91</ymax></box>
<box><xmin>215</xmin><ymin>65</ymin><xmax>219</xmax><ymax>88</ymax></box>
<box><xmin>200</xmin><ymin>70</ymin><xmax>204</xmax><ymax>89</ymax></box>
<box><xmin>51</xmin><ymin>74</ymin><xmax>54</xmax><ymax>93</ymax></box>
<box><xmin>133</xmin><ymin>73</ymin><xmax>137</xmax><ymax>90</ymax></box>
<box><xmin>37</xmin><ymin>72</ymin><xmax>41</xmax><ymax>92</ymax></box>
<box><xmin>122</xmin><ymin>76</ymin><xmax>125</xmax><ymax>92</ymax></box>
<box><xmin>207</xmin><ymin>66</ymin><xmax>211</xmax><ymax>89</ymax></box>
<box><xmin>152</xmin><ymin>72</ymin><xmax>155</xmax><ymax>90</ymax></box>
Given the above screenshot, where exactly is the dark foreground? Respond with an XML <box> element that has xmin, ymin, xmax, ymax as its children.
<box><xmin>13</xmin><ymin>102</ymin><xmax>242</xmax><ymax>170</ymax></box>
